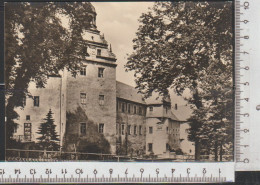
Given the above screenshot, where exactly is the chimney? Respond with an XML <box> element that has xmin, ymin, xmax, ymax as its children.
<box><xmin>175</xmin><ymin>103</ymin><xmax>178</xmax><ymax>110</ymax></box>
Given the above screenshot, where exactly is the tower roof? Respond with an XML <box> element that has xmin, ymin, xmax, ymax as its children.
<box><xmin>85</xmin><ymin>2</ymin><xmax>96</xmax><ymax>14</ymax></box>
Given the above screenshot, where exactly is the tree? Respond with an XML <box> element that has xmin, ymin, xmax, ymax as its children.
<box><xmin>65</xmin><ymin>107</ymin><xmax>111</xmax><ymax>155</ymax></box>
<box><xmin>125</xmin><ymin>2</ymin><xmax>233</xmax><ymax>160</ymax></box>
<box><xmin>37</xmin><ymin>109</ymin><xmax>60</xmax><ymax>151</ymax></box>
<box><xmin>5</xmin><ymin>2</ymin><xmax>95</xmax><ymax>144</ymax></box>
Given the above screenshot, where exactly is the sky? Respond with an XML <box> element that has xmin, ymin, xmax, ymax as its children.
<box><xmin>92</xmin><ymin>2</ymin><xmax>188</xmax><ymax>106</ymax></box>
<box><xmin>92</xmin><ymin>2</ymin><xmax>153</xmax><ymax>87</ymax></box>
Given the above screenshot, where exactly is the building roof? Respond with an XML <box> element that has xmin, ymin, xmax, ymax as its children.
<box><xmin>146</xmin><ymin>108</ymin><xmax>180</xmax><ymax>121</ymax></box>
<box><xmin>116</xmin><ymin>81</ymin><xmax>183</xmax><ymax>122</ymax></box>
<box><xmin>145</xmin><ymin>92</ymin><xmax>171</xmax><ymax>105</ymax></box>
<box><xmin>170</xmin><ymin>111</ymin><xmax>180</xmax><ymax>121</ymax></box>
<box><xmin>172</xmin><ymin>105</ymin><xmax>193</xmax><ymax>122</ymax></box>
<box><xmin>116</xmin><ymin>81</ymin><xmax>145</xmax><ymax>104</ymax></box>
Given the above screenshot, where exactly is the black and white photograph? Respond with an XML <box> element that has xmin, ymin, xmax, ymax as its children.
<box><xmin>5</xmin><ymin>1</ymin><xmax>233</xmax><ymax>162</ymax></box>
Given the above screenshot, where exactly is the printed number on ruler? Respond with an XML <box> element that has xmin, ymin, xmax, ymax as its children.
<box><xmin>0</xmin><ymin>163</ymin><xmax>235</xmax><ymax>183</ymax></box>
<box><xmin>235</xmin><ymin>0</ymin><xmax>250</xmax><ymax>166</ymax></box>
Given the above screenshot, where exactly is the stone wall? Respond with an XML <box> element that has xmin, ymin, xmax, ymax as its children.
<box><xmin>14</xmin><ymin>76</ymin><xmax>66</xmax><ymax>147</ymax></box>
<box><xmin>180</xmin><ymin>122</ymin><xmax>195</xmax><ymax>155</ymax></box>
<box><xmin>145</xmin><ymin>117</ymin><xmax>181</xmax><ymax>157</ymax></box>
<box><xmin>168</xmin><ymin>120</ymin><xmax>181</xmax><ymax>149</ymax></box>
<box><xmin>65</xmin><ymin>61</ymin><xmax>117</xmax><ymax>153</ymax></box>
<box><xmin>116</xmin><ymin>98</ymin><xmax>146</xmax><ymax>156</ymax></box>
<box><xmin>64</xmin><ymin>106</ymin><xmax>111</xmax><ymax>154</ymax></box>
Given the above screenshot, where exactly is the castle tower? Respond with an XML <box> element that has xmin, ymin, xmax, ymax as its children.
<box><xmin>64</xmin><ymin>4</ymin><xmax>117</xmax><ymax>154</ymax></box>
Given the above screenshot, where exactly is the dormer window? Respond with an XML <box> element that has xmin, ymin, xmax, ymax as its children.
<box><xmin>97</xmin><ymin>49</ymin><xmax>101</xmax><ymax>56</ymax></box>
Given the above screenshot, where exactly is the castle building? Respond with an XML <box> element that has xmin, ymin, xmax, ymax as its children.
<box><xmin>145</xmin><ymin>95</ymin><xmax>181</xmax><ymax>158</ymax></box>
<box><xmin>12</xmin><ymin>3</ymin><xmax>183</xmax><ymax>158</ymax></box>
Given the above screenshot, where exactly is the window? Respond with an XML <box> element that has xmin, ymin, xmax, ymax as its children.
<box><xmin>148</xmin><ymin>143</ymin><xmax>153</xmax><ymax>152</ymax></box>
<box><xmin>175</xmin><ymin>103</ymin><xmax>178</xmax><ymax>110</ymax></box>
<box><xmin>99</xmin><ymin>95</ymin><xmax>104</xmax><ymax>105</ymax></box>
<box><xmin>80</xmin><ymin>93</ymin><xmax>86</xmax><ymax>104</ymax></box>
<box><xmin>24</xmin><ymin>123</ymin><xmax>32</xmax><ymax>141</ymax></box>
<box><xmin>80</xmin><ymin>123</ymin><xmax>86</xmax><ymax>135</ymax></box>
<box><xmin>134</xmin><ymin>125</ymin><xmax>137</xmax><ymax>135</ymax></box>
<box><xmin>149</xmin><ymin>127</ymin><xmax>153</xmax><ymax>134</ymax></box>
<box><xmin>166</xmin><ymin>143</ymin><xmax>169</xmax><ymax>151</ymax></box>
<box><xmin>26</xmin><ymin>115</ymin><xmax>30</xmax><ymax>121</ymax></box>
<box><xmin>99</xmin><ymin>123</ymin><xmax>104</xmax><ymax>133</ymax></box>
<box><xmin>80</xmin><ymin>66</ymin><xmax>86</xmax><ymax>76</ymax></box>
<box><xmin>128</xmin><ymin>104</ymin><xmax>131</xmax><ymax>113</ymax></box>
<box><xmin>139</xmin><ymin>126</ymin><xmax>142</xmax><ymax>135</ymax></box>
<box><xmin>116</xmin><ymin>123</ymin><xmax>119</xmax><ymax>135</ymax></box>
<box><xmin>122</xmin><ymin>102</ymin><xmax>125</xmax><ymax>113</ymax></box>
<box><xmin>134</xmin><ymin>106</ymin><xmax>137</xmax><ymax>114</ymax></box>
<box><xmin>33</xmin><ymin>96</ymin><xmax>39</xmax><ymax>107</ymax></box>
<box><xmin>121</xmin><ymin>124</ymin><xmax>125</xmax><ymax>135</ymax></box>
<box><xmin>98</xmin><ymin>68</ymin><xmax>104</xmax><ymax>78</ymax></box>
<box><xmin>149</xmin><ymin>106</ymin><xmax>153</xmax><ymax>111</ymax></box>
<box><xmin>14</xmin><ymin>126</ymin><xmax>17</xmax><ymax>133</ymax></box>
<box><xmin>127</xmin><ymin>125</ymin><xmax>131</xmax><ymax>135</ymax></box>
<box><xmin>97</xmin><ymin>49</ymin><xmax>101</xmax><ymax>56</ymax></box>
<box><xmin>139</xmin><ymin>106</ymin><xmax>142</xmax><ymax>115</ymax></box>
<box><xmin>22</xmin><ymin>97</ymin><xmax>26</xmax><ymax>106</ymax></box>
<box><xmin>166</xmin><ymin>127</ymin><xmax>169</xmax><ymax>134</ymax></box>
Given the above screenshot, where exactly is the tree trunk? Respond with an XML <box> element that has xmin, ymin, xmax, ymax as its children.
<box><xmin>214</xmin><ymin>140</ymin><xmax>218</xmax><ymax>161</ymax></box>
<box><xmin>219</xmin><ymin>142</ymin><xmax>223</xmax><ymax>161</ymax></box>
<box><xmin>195</xmin><ymin>140</ymin><xmax>201</xmax><ymax>161</ymax></box>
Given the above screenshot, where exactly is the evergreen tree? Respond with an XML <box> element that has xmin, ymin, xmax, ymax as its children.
<box><xmin>37</xmin><ymin>109</ymin><xmax>60</xmax><ymax>151</ymax></box>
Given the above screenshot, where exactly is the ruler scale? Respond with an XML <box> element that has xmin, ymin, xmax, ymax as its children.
<box><xmin>234</xmin><ymin>0</ymin><xmax>255</xmax><ymax>170</ymax></box>
<box><xmin>1</xmin><ymin>0</ymin><xmax>260</xmax><ymax>183</ymax></box>
<box><xmin>0</xmin><ymin>162</ymin><xmax>234</xmax><ymax>183</ymax></box>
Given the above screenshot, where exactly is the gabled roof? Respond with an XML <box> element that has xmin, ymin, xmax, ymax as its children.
<box><xmin>173</xmin><ymin>105</ymin><xmax>193</xmax><ymax>122</ymax></box>
<box><xmin>170</xmin><ymin>111</ymin><xmax>180</xmax><ymax>121</ymax></box>
<box><xmin>116</xmin><ymin>81</ymin><xmax>145</xmax><ymax>104</ymax></box>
